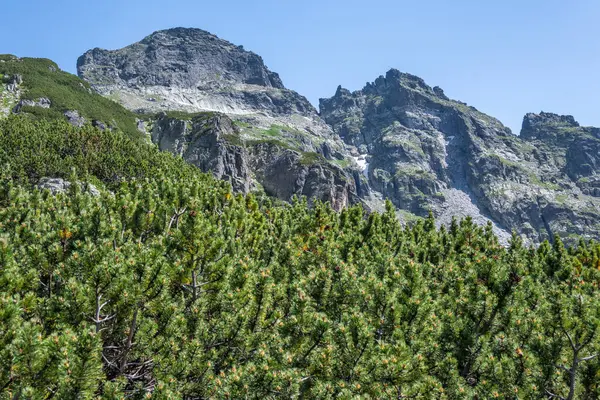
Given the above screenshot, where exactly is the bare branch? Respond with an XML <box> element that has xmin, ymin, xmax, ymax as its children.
<box><xmin>561</xmin><ymin>324</ymin><xmax>577</xmax><ymax>352</ymax></box>
<box><xmin>545</xmin><ymin>389</ymin><xmax>566</xmax><ymax>400</ymax></box>
<box><xmin>580</xmin><ymin>353</ymin><xmax>598</xmax><ymax>362</ymax></box>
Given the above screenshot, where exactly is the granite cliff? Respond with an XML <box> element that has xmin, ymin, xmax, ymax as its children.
<box><xmin>77</xmin><ymin>28</ymin><xmax>335</xmax><ymax>137</ymax></box>
<box><xmin>320</xmin><ymin>70</ymin><xmax>600</xmax><ymax>244</ymax></box>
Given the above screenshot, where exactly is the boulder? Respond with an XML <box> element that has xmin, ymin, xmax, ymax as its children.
<box><xmin>92</xmin><ymin>120</ymin><xmax>107</xmax><ymax>130</ymax></box>
<box><xmin>6</xmin><ymin>74</ymin><xmax>22</xmax><ymax>93</ymax></box>
<box><xmin>64</xmin><ymin>110</ymin><xmax>86</xmax><ymax>127</ymax></box>
<box><xmin>36</xmin><ymin>178</ymin><xmax>71</xmax><ymax>194</ymax></box>
<box><xmin>36</xmin><ymin>177</ymin><xmax>101</xmax><ymax>196</ymax></box>
<box><xmin>13</xmin><ymin>97</ymin><xmax>51</xmax><ymax>112</ymax></box>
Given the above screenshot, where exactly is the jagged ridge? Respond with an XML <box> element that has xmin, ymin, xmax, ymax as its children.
<box><xmin>320</xmin><ymin>69</ymin><xmax>600</xmax><ymax>244</ymax></box>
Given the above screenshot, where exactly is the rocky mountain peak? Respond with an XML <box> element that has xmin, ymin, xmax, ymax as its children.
<box><xmin>320</xmin><ymin>69</ymin><xmax>600</xmax><ymax>245</ymax></box>
<box><xmin>72</xmin><ymin>26</ymin><xmax>600</xmax><ymax>246</ymax></box>
<box><xmin>333</xmin><ymin>85</ymin><xmax>351</xmax><ymax>97</ymax></box>
<box><xmin>521</xmin><ymin>111</ymin><xmax>579</xmax><ymax>136</ymax></box>
<box><xmin>76</xmin><ymin>27</ymin><xmax>340</xmax><ymax>140</ymax></box>
<box><xmin>359</xmin><ymin>68</ymin><xmax>447</xmax><ymax>101</ymax></box>
<box><xmin>525</xmin><ymin>111</ymin><xmax>579</xmax><ymax>126</ymax></box>
<box><xmin>76</xmin><ymin>28</ymin><xmax>369</xmax><ymax>214</ymax></box>
<box><xmin>78</xmin><ymin>27</ymin><xmax>284</xmax><ymax>90</ymax></box>
<box><xmin>519</xmin><ymin>111</ymin><xmax>594</xmax><ymax>147</ymax></box>
<box><xmin>386</xmin><ymin>68</ymin><xmax>431</xmax><ymax>91</ymax></box>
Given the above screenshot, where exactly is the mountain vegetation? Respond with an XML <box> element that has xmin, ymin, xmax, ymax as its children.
<box><xmin>0</xmin><ymin>55</ymin><xmax>141</xmax><ymax>138</ymax></box>
<box><xmin>1</xmin><ymin>116</ymin><xmax>600</xmax><ymax>399</ymax></box>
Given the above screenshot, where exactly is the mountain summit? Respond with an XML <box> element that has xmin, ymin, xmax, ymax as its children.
<box><xmin>78</xmin><ymin>28</ymin><xmax>284</xmax><ymax>90</ymax></box>
<box><xmin>77</xmin><ymin>27</ymin><xmax>328</xmax><ymax>135</ymax></box>
<box><xmin>320</xmin><ymin>69</ymin><xmax>600</xmax><ymax>244</ymax></box>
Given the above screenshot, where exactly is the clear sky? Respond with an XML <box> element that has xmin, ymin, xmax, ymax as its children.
<box><xmin>1</xmin><ymin>0</ymin><xmax>599</xmax><ymax>133</ymax></box>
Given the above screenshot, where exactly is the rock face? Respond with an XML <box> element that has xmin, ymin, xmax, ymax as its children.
<box><xmin>78</xmin><ymin>28</ymin><xmax>283</xmax><ymax>90</ymax></box>
<box><xmin>1</xmin><ymin>74</ymin><xmax>22</xmax><ymax>117</ymax></box>
<box><xmin>320</xmin><ymin>70</ymin><xmax>600</xmax><ymax>244</ymax></box>
<box><xmin>6</xmin><ymin>74</ymin><xmax>22</xmax><ymax>93</ymax></box>
<box><xmin>64</xmin><ymin>110</ymin><xmax>86</xmax><ymax>127</ymax></box>
<box><xmin>13</xmin><ymin>97</ymin><xmax>51</xmax><ymax>112</ymax></box>
<box><xmin>151</xmin><ymin>113</ymin><xmax>252</xmax><ymax>193</ymax></box>
<box><xmin>36</xmin><ymin>178</ymin><xmax>100</xmax><ymax>196</ymax></box>
<box><xmin>37</xmin><ymin>177</ymin><xmax>72</xmax><ymax>195</ymax></box>
<box><xmin>150</xmin><ymin>112</ymin><xmax>360</xmax><ymax>209</ymax></box>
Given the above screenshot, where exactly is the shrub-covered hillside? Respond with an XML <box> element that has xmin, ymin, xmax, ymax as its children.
<box><xmin>0</xmin><ymin>116</ymin><xmax>199</xmax><ymax>187</ymax></box>
<box><xmin>0</xmin><ymin>55</ymin><xmax>141</xmax><ymax>138</ymax></box>
<box><xmin>1</xmin><ymin>117</ymin><xmax>600</xmax><ymax>399</ymax></box>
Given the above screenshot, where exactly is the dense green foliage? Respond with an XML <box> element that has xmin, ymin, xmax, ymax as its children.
<box><xmin>2</xmin><ymin>116</ymin><xmax>600</xmax><ymax>399</ymax></box>
<box><xmin>0</xmin><ymin>56</ymin><xmax>140</xmax><ymax>138</ymax></box>
<box><xmin>0</xmin><ymin>116</ymin><xmax>198</xmax><ymax>186</ymax></box>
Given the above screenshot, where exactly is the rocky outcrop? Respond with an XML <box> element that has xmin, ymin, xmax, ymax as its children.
<box><xmin>64</xmin><ymin>110</ymin><xmax>86</xmax><ymax>127</ymax></box>
<box><xmin>37</xmin><ymin>177</ymin><xmax>72</xmax><ymax>195</ymax></box>
<box><xmin>320</xmin><ymin>70</ymin><xmax>600</xmax><ymax>244</ymax></box>
<box><xmin>77</xmin><ymin>27</ymin><xmax>600</xmax><ymax>244</ymax></box>
<box><xmin>13</xmin><ymin>97</ymin><xmax>51</xmax><ymax>112</ymax></box>
<box><xmin>566</xmin><ymin>136</ymin><xmax>600</xmax><ymax>197</ymax></box>
<box><xmin>521</xmin><ymin>112</ymin><xmax>579</xmax><ymax>141</ymax></box>
<box><xmin>248</xmin><ymin>142</ymin><xmax>359</xmax><ymax>210</ymax></box>
<box><xmin>151</xmin><ymin>112</ymin><xmax>252</xmax><ymax>193</ymax></box>
<box><xmin>37</xmin><ymin>178</ymin><xmax>100</xmax><ymax>196</ymax></box>
<box><xmin>78</xmin><ymin>28</ymin><xmax>283</xmax><ymax>90</ymax></box>
<box><xmin>6</xmin><ymin>74</ymin><xmax>22</xmax><ymax>93</ymax></box>
<box><xmin>92</xmin><ymin>120</ymin><xmax>107</xmax><ymax>130</ymax></box>
<box><xmin>150</xmin><ymin>112</ymin><xmax>360</xmax><ymax>210</ymax></box>
<box><xmin>1</xmin><ymin>74</ymin><xmax>21</xmax><ymax>117</ymax></box>
<box><xmin>519</xmin><ymin>112</ymin><xmax>600</xmax><ymax>198</ymax></box>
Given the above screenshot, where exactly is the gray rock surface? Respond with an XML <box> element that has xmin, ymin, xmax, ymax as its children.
<box><xmin>36</xmin><ymin>177</ymin><xmax>101</xmax><ymax>196</ymax></box>
<box><xmin>78</xmin><ymin>28</ymin><xmax>283</xmax><ymax>90</ymax></box>
<box><xmin>320</xmin><ymin>70</ymin><xmax>600</xmax><ymax>245</ymax></box>
<box><xmin>92</xmin><ymin>119</ymin><xmax>107</xmax><ymax>130</ymax></box>
<box><xmin>151</xmin><ymin>112</ymin><xmax>252</xmax><ymax>193</ymax></box>
<box><xmin>64</xmin><ymin>110</ymin><xmax>86</xmax><ymax>127</ymax></box>
<box><xmin>13</xmin><ymin>97</ymin><xmax>51</xmax><ymax>112</ymax></box>
<box><xmin>77</xmin><ymin>27</ymin><xmax>600</xmax><ymax>244</ymax></box>
<box><xmin>77</xmin><ymin>28</ymin><xmax>337</xmax><ymax>139</ymax></box>
<box><xmin>1</xmin><ymin>75</ymin><xmax>21</xmax><ymax>117</ymax></box>
<box><xmin>78</xmin><ymin>27</ymin><xmax>369</xmax><ymax>211</ymax></box>
<box><xmin>37</xmin><ymin>178</ymin><xmax>72</xmax><ymax>194</ymax></box>
<box><xmin>6</xmin><ymin>74</ymin><xmax>22</xmax><ymax>93</ymax></box>
<box><xmin>150</xmin><ymin>112</ymin><xmax>360</xmax><ymax>210</ymax></box>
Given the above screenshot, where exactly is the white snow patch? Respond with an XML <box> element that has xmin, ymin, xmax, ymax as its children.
<box><xmin>354</xmin><ymin>156</ymin><xmax>367</xmax><ymax>170</ymax></box>
<box><xmin>353</xmin><ymin>155</ymin><xmax>369</xmax><ymax>179</ymax></box>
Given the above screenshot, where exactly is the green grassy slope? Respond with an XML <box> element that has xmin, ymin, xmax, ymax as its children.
<box><xmin>0</xmin><ymin>55</ymin><xmax>141</xmax><ymax>138</ymax></box>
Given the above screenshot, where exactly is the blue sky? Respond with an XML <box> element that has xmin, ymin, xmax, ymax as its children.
<box><xmin>2</xmin><ymin>0</ymin><xmax>599</xmax><ymax>133</ymax></box>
